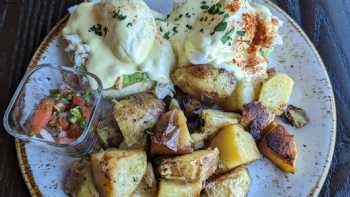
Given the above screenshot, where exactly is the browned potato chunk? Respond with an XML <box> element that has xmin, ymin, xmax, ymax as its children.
<box><xmin>91</xmin><ymin>149</ymin><xmax>147</xmax><ymax>197</ymax></box>
<box><xmin>157</xmin><ymin>179</ymin><xmax>202</xmax><ymax>197</ymax></box>
<box><xmin>259</xmin><ymin>124</ymin><xmax>297</xmax><ymax>173</ymax></box>
<box><xmin>172</xmin><ymin>64</ymin><xmax>237</xmax><ymax>104</ymax></box>
<box><xmin>113</xmin><ymin>93</ymin><xmax>165</xmax><ymax>146</ymax></box>
<box><xmin>158</xmin><ymin>148</ymin><xmax>219</xmax><ymax>182</ymax></box>
<box><xmin>205</xmin><ymin>166</ymin><xmax>251</xmax><ymax>197</ymax></box>
<box><xmin>64</xmin><ymin>158</ymin><xmax>99</xmax><ymax>197</ymax></box>
<box><xmin>131</xmin><ymin>163</ymin><xmax>157</xmax><ymax>197</ymax></box>
<box><xmin>240</xmin><ymin>101</ymin><xmax>275</xmax><ymax>141</ymax></box>
<box><xmin>151</xmin><ymin>108</ymin><xmax>193</xmax><ymax>155</ymax></box>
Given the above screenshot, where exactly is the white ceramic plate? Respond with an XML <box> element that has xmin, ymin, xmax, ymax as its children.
<box><xmin>16</xmin><ymin>0</ymin><xmax>336</xmax><ymax>197</ymax></box>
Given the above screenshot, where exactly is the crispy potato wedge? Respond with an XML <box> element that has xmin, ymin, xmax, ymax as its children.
<box><xmin>205</xmin><ymin>166</ymin><xmax>251</xmax><ymax>197</ymax></box>
<box><xmin>131</xmin><ymin>163</ymin><xmax>157</xmax><ymax>197</ymax></box>
<box><xmin>259</xmin><ymin>124</ymin><xmax>297</xmax><ymax>173</ymax></box>
<box><xmin>151</xmin><ymin>108</ymin><xmax>193</xmax><ymax>155</ymax></box>
<box><xmin>211</xmin><ymin>125</ymin><xmax>261</xmax><ymax>170</ymax></box>
<box><xmin>91</xmin><ymin>149</ymin><xmax>147</xmax><ymax>197</ymax></box>
<box><xmin>64</xmin><ymin>158</ymin><xmax>99</xmax><ymax>197</ymax></box>
<box><xmin>223</xmin><ymin>79</ymin><xmax>261</xmax><ymax>111</ymax></box>
<box><xmin>113</xmin><ymin>93</ymin><xmax>165</xmax><ymax>146</ymax></box>
<box><xmin>158</xmin><ymin>148</ymin><xmax>219</xmax><ymax>182</ymax></box>
<box><xmin>191</xmin><ymin>110</ymin><xmax>240</xmax><ymax>144</ymax></box>
<box><xmin>172</xmin><ymin>64</ymin><xmax>236</xmax><ymax>104</ymax></box>
<box><xmin>240</xmin><ymin>101</ymin><xmax>275</xmax><ymax>141</ymax></box>
<box><xmin>157</xmin><ymin>179</ymin><xmax>202</xmax><ymax>197</ymax></box>
<box><xmin>258</xmin><ymin>73</ymin><xmax>294</xmax><ymax>115</ymax></box>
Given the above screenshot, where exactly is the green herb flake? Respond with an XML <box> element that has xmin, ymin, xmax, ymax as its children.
<box><xmin>200</xmin><ymin>28</ymin><xmax>204</xmax><ymax>33</ymax></box>
<box><xmin>113</xmin><ymin>9</ymin><xmax>127</xmax><ymax>21</ymax></box>
<box><xmin>236</xmin><ymin>30</ymin><xmax>246</xmax><ymax>36</ymax></box>
<box><xmin>186</xmin><ymin>24</ymin><xmax>192</xmax><ymax>30</ymax></box>
<box><xmin>185</xmin><ymin>12</ymin><xmax>191</xmax><ymax>18</ymax></box>
<box><xmin>163</xmin><ymin>31</ymin><xmax>171</xmax><ymax>40</ymax></box>
<box><xmin>214</xmin><ymin>21</ymin><xmax>227</xmax><ymax>32</ymax></box>
<box><xmin>68</xmin><ymin>116</ymin><xmax>78</xmax><ymax>124</ymax></box>
<box><xmin>126</xmin><ymin>22</ymin><xmax>133</xmax><ymax>27</ymax></box>
<box><xmin>201</xmin><ymin>1</ymin><xmax>206</xmax><ymax>4</ymax></box>
<box><xmin>89</xmin><ymin>24</ymin><xmax>108</xmax><ymax>37</ymax></box>
<box><xmin>221</xmin><ymin>27</ymin><xmax>235</xmax><ymax>44</ymax></box>
<box><xmin>172</xmin><ymin>26</ymin><xmax>178</xmax><ymax>33</ymax></box>
<box><xmin>201</xmin><ymin>5</ymin><xmax>209</xmax><ymax>9</ymax></box>
<box><xmin>79</xmin><ymin>120</ymin><xmax>86</xmax><ymax>129</ymax></box>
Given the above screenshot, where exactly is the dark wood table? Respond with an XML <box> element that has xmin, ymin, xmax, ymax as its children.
<box><xmin>0</xmin><ymin>0</ymin><xmax>349</xmax><ymax>196</ymax></box>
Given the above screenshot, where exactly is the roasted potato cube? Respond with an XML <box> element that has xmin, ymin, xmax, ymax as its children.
<box><xmin>151</xmin><ymin>108</ymin><xmax>193</xmax><ymax>155</ymax></box>
<box><xmin>91</xmin><ymin>149</ymin><xmax>147</xmax><ymax>197</ymax></box>
<box><xmin>205</xmin><ymin>166</ymin><xmax>251</xmax><ymax>197</ymax></box>
<box><xmin>223</xmin><ymin>79</ymin><xmax>261</xmax><ymax>111</ymax></box>
<box><xmin>64</xmin><ymin>158</ymin><xmax>99</xmax><ymax>197</ymax></box>
<box><xmin>157</xmin><ymin>179</ymin><xmax>202</xmax><ymax>197</ymax></box>
<box><xmin>172</xmin><ymin>64</ymin><xmax>236</xmax><ymax>104</ymax></box>
<box><xmin>258</xmin><ymin>73</ymin><xmax>294</xmax><ymax>115</ymax></box>
<box><xmin>240</xmin><ymin>102</ymin><xmax>275</xmax><ymax>141</ymax></box>
<box><xmin>211</xmin><ymin>125</ymin><xmax>261</xmax><ymax>170</ymax></box>
<box><xmin>131</xmin><ymin>163</ymin><xmax>157</xmax><ymax>197</ymax></box>
<box><xmin>191</xmin><ymin>110</ymin><xmax>240</xmax><ymax>144</ymax></box>
<box><xmin>283</xmin><ymin>105</ymin><xmax>309</xmax><ymax>128</ymax></box>
<box><xmin>113</xmin><ymin>93</ymin><xmax>165</xmax><ymax>146</ymax></box>
<box><xmin>259</xmin><ymin>124</ymin><xmax>297</xmax><ymax>173</ymax></box>
<box><xmin>158</xmin><ymin>148</ymin><xmax>219</xmax><ymax>182</ymax></box>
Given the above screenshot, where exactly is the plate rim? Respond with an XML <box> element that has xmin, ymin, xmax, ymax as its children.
<box><xmin>15</xmin><ymin>1</ymin><xmax>337</xmax><ymax>196</ymax></box>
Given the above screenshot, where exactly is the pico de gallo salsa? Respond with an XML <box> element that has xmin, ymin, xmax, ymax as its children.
<box><xmin>29</xmin><ymin>86</ymin><xmax>93</xmax><ymax>144</ymax></box>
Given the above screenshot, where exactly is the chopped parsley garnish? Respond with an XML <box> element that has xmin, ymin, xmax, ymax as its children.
<box><xmin>178</xmin><ymin>14</ymin><xmax>183</xmax><ymax>18</ymax></box>
<box><xmin>236</xmin><ymin>30</ymin><xmax>246</xmax><ymax>36</ymax></box>
<box><xmin>172</xmin><ymin>26</ymin><xmax>178</xmax><ymax>33</ymax></box>
<box><xmin>201</xmin><ymin>5</ymin><xmax>209</xmax><ymax>9</ymax></box>
<box><xmin>79</xmin><ymin>120</ymin><xmax>86</xmax><ymax>129</ymax></box>
<box><xmin>186</xmin><ymin>24</ymin><xmax>192</xmax><ymax>30</ymax></box>
<box><xmin>185</xmin><ymin>12</ymin><xmax>191</xmax><ymax>18</ymax></box>
<box><xmin>221</xmin><ymin>27</ymin><xmax>235</xmax><ymax>44</ymax></box>
<box><xmin>155</xmin><ymin>18</ymin><xmax>166</xmax><ymax>22</ymax></box>
<box><xmin>160</xmin><ymin>26</ymin><xmax>163</xmax><ymax>32</ymax></box>
<box><xmin>214</xmin><ymin>21</ymin><xmax>227</xmax><ymax>32</ymax></box>
<box><xmin>113</xmin><ymin>9</ymin><xmax>127</xmax><ymax>21</ymax></box>
<box><xmin>126</xmin><ymin>22</ymin><xmax>133</xmax><ymax>27</ymax></box>
<box><xmin>200</xmin><ymin>28</ymin><xmax>204</xmax><ymax>33</ymax></box>
<box><xmin>163</xmin><ymin>31</ymin><xmax>171</xmax><ymax>40</ymax></box>
<box><xmin>68</xmin><ymin>106</ymin><xmax>82</xmax><ymax>124</ymax></box>
<box><xmin>88</xmin><ymin>24</ymin><xmax>108</xmax><ymax>37</ymax></box>
<box><xmin>207</xmin><ymin>3</ymin><xmax>223</xmax><ymax>15</ymax></box>
<box><xmin>201</xmin><ymin>1</ymin><xmax>206</xmax><ymax>4</ymax></box>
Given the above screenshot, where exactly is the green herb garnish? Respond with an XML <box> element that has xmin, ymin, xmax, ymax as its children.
<box><xmin>89</xmin><ymin>24</ymin><xmax>108</xmax><ymax>37</ymax></box>
<box><xmin>49</xmin><ymin>89</ymin><xmax>60</xmax><ymax>96</ymax></box>
<box><xmin>221</xmin><ymin>27</ymin><xmax>235</xmax><ymax>44</ymax></box>
<box><xmin>214</xmin><ymin>21</ymin><xmax>227</xmax><ymax>32</ymax></box>
<box><xmin>185</xmin><ymin>24</ymin><xmax>192</xmax><ymax>30</ymax></box>
<box><xmin>83</xmin><ymin>90</ymin><xmax>93</xmax><ymax>102</ymax></box>
<box><xmin>126</xmin><ymin>22</ymin><xmax>133</xmax><ymax>27</ymax></box>
<box><xmin>113</xmin><ymin>9</ymin><xmax>127</xmax><ymax>20</ymax></box>
<box><xmin>69</xmin><ymin>106</ymin><xmax>82</xmax><ymax>123</ymax></box>
<box><xmin>236</xmin><ymin>30</ymin><xmax>246</xmax><ymax>36</ymax></box>
<box><xmin>201</xmin><ymin>5</ymin><xmax>209</xmax><ymax>9</ymax></box>
<box><xmin>163</xmin><ymin>31</ymin><xmax>170</xmax><ymax>40</ymax></box>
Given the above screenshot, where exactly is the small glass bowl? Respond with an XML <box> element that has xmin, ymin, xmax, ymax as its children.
<box><xmin>3</xmin><ymin>64</ymin><xmax>103</xmax><ymax>156</ymax></box>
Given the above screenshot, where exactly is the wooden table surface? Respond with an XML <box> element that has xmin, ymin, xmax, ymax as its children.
<box><xmin>0</xmin><ymin>0</ymin><xmax>349</xmax><ymax>196</ymax></box>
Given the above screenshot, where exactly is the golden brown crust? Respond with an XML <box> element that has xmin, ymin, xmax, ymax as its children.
<box><xmin>172</xmin><ymin>64</ymin><xmax>236</xmax><ymax>104</ymax></box>
<box><xmin>259</xmin><ymin>124</ymin><xmax>297</xmax><ymax>173</ymax></box>
<box><xmin>240</xmin><ymin>101</ymin><xmax>275</xmax><ymax>141</ymax></box>
<box><xmin>151</xmin><ymin>108</ymin><xmax>193</xmax><ymax>155</ymax></box>
<box><xmin>265</xmin><ymin>125</ymin><xmax>296</xmax><ymax>163</ymax></box>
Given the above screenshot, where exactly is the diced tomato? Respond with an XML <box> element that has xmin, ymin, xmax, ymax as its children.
<box><xmin>30</xmin><ymin>98</ymin><xmax>55</xmax><ymax>134</ymax></box>
<box><xmin>57</xmin><ymin>116</ymin><xmax>69</xmax><ymax>130</ymax></box>
<box><xmin>67</xmin><ymin>124</ymin><xmax>82</xmax><ymax>139</ymax></box>
<box><xmin>72</xmin><ymin>96</ymin><xmax>85</xmax><ymax>108</ymax></box>
<box><xmin>82</xmin><ymin>105</ymin><xmax>93</xmax><ymax>121</ymax></box>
